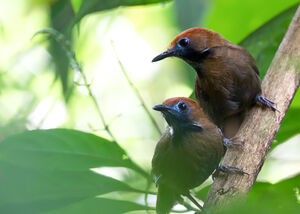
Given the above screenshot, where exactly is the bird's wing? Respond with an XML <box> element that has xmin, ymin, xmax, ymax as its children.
<box><xmin>207</xmin><ymin>45</ymin><xmax>259</xmax><ymax>75</ymax></box>
<box><xmin>206</xmin><ymin>45</ymin><xmax>261</xmax><ymax>106</ymax></box>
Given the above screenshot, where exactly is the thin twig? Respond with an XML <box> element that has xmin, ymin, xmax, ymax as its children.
<box><xmin>111</xmin><ymin>40</ymin><xmax>162</xmax><ymax>135</ymax></box>
<box><xmin>32</xmin><ymin>29</ymin><xmax>152</xmax><ymax>180</ymax></box>
<box><xmin>33</xmin><ymin>28</ymin><xmax>117</xmax><ymax>143</ymax></box>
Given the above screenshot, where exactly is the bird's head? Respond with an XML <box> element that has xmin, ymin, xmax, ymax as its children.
<box><xmin>152</xmin><ymin>27</ymin><xmax>227</xmax><ymax>68</ymax></box>
<box><xmin>153</xmin><ymin>97</ymin><xmax>205</xmax><ymax>132</ymax></box>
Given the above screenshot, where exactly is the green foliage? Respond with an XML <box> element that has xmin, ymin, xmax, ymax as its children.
<box><xmin>246</xmin><ymin>174</ymin><xmax>300</xmax><ymax>213</ymax></box>
<box><xmin>240</xmin><ymin>4</ymin><xmax>298</xmax><ymax>78</ymax></box>
<box><xmin>0</xmin><ymin>129</ymin><xmax>148</xmax><ymax>213</ymax></box>
<box><xmin>46</xmin><ymin>197</ymin><xmax>150</xmax><ymax>214</ymax></box>
<box><xmin>195</xmin><ymin>175</ymin><xmax>300</xmax><ymax>214</ymax></box>
<box><xmin>49</xmin><ymin>0</ymin><xmax>171</xmax><ymax>99</ymax></box>
<box><xmin>0</xmin><ymin>0</ymin><xmax>299</xmax><ymax>213</ymax></box>
<box><xmin>275</xmin><ymin>108</ymin><xmax>300</xmax><ymax>144</ymax></box>
<box><xmin>73</xmin><ymin>0</ymin><xmax>171</xmax><ymax>25</ymax></box>
<box><xmin>71</xmin><ymin>0</ymin><xmax>82</xmax><ymax>13</ymax></box>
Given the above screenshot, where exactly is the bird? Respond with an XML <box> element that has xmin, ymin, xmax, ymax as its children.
<box><xmin>152</xmin><ymin>97</ymin><xmax>224</xmax><ymax>214</ymax></box>
<box><xmin>152</xmin><ymin>27</ymin><xmax>277</xmax><ymax>138</ymax></box>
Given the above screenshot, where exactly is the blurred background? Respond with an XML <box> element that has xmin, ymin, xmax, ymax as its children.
<box><xmin>0</xmin><ymin>0</ymin><xmax>299</xmax><ymax>213</ymax></box>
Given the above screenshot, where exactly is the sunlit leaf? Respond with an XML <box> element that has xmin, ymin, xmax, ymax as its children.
<box><xmin>239</xmin><ymin>4</ymin><xmax>298</xmax><ymax>78</ymax></box>
<box><xmin>71</xmin><ymin>0</ymin><xmax>82</xmax><ymax>13</ymax></box>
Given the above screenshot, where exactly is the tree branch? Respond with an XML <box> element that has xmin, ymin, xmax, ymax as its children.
<box><xmin>204</xmin><ymin>5</ymin><xmax>300</xmax><ymax>211</ymax></box>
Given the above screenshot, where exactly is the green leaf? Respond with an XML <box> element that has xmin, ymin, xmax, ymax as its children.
<box><xmin>73</xmin><ymin>0</ymin><xmax>171</xmax><ymax>25</ymax></box>
<box><xmin>272</xmin><ymin>89</ymin><xmax>300</xmax><ymax>150</ymax></box>
<box><xmin>194</xmin><ymin>185</ymin><xmax>211</xmax><ymax>200</ymax></box>
<box><xmin>0</xmin><ymin>166</ymin><xmax>140</xmax><ymax>213</ymax></box>
<box><xmin>0</xmin><ymin>129</ymin><xmax>147</xmax><ymax>213</ymax></box>
<box><xmin>174</xmin><ymin>0</ymin><xmax>209</xmax><ymax>30</ymax></box>
<box><xmin>71</xmin><ymin>0</ymin><xmax>82</xmax><ymax>13</ymax></box>
<box><xmin>208</xmin><ymin>175</ymin><xmax>300</xmax><ymax>214</ymax></box>
<box><xmin>0</xmin><ymin>129</ymin><xmax>136</xmax><ymax>170</ymax></box>
<box><xmin>246</xmin><ymin>174</ymin><xmax>300</xmax><ymax>213</ymax></box>
<box><xmin>275</xmin><ymin>108</ymin><xmax>300</xmax><ymax>144</ymax></box>
<box><xmin>45</xmin><ymin>197</ymin><xmax>149</xmax><ymax>214</ymax></box>
<box><xmin>239</xmin><ymin>4</ymin><xmax>298</xmax><ymax>78</ymax></box>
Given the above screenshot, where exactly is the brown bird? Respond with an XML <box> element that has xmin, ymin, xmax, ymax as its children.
<box><xmin>152</xmin><ymin>27</ymin><xmax>276</xmax><ymax>138</ymax></box>
<box><xmin>152</xmin><ymin>97</ymin><xmax>224</xmax><ymax>214</ymax></box>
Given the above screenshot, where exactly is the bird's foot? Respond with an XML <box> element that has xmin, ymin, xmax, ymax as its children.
<box><xmin>213</xmin><ymin>164</ymin><xmax>248</xmax><ymax>180</ymax></box>
<box><xmin>219</xmin><ymin>164</ymin><xmax>248</xmax><ymax>175</ymax></box>
<box><xmin>223</xmin><ymin>136</ymin><xmax>243</xmax><ymax>148</ymax></box>
<box><xmin>218</xmin><ymin>128</ymin><xmax>243</xmax><ymax>148</ymax></box>
<box><xmin>256</xmin><ymin>95</ymin><xmax>279</xmax><ymax>112</ymax></box>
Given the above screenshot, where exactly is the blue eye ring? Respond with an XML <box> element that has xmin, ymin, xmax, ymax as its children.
<box><xmin>178</xmin><ymin>37</ymin><xmax>190</xmax><ymax>48</ymax></box>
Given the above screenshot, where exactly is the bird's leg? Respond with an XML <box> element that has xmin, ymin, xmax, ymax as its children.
<box><xmin>213</xmin><ymin>164</ymin><xmax>249</xmax><ymax>180</ymax></box>
<box><xmin>218</xmin><ymin>128</ymin><xmax>242</xmax><ymax>148</ymax></box>
<box><xmin>256</xmin><ymin>95</ymin><xmax>279</xmax><ymax>112</ymax></box>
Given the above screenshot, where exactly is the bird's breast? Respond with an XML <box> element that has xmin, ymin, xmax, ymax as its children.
<box><xmin>158</xmin><ymin>131</ymin><xmax>223</xmax><ymax>191</ymax></box>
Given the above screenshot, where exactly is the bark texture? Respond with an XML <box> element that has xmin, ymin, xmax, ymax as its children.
<box><xmin>204</xmin><ymin>5</ymin><xmax>300</xmax><ymax>211</ymax></box>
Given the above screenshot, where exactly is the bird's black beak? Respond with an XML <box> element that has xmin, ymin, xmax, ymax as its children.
<box><xmin>152</xmin><ymin>47</ymin><xmax>177</xmax><ymax>62</ymax></box>
<box><xmin>153</xmin><ymin>104</ymin><xmax>179</xmax><ymax>126</ymax></box>
<box><xmin>152</xmin><ymin>104</ymin><xmax>172</xmax><ymax>112</ymax></box>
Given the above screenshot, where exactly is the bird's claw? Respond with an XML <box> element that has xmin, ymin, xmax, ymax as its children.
<box><xmin>218</xmin><ymin>164</ymin><xmax>249</xmax><ymax>175</ymax></box>
<box><xmin>256</xmin><ymin>95</ymin><xmax>280</xmax><ymax>112</ymax></box>
<box><xmin>213</xmin><ymin>164</ymin><xmax>248</xmax><ymax>180</ymax></box>
<box><xmin>223</xmin><ymin>136</ymin><xmax>243</xmax><ymax>148</ymax></box>
<box><xmin>218</xmin><ymin>128</ymin><xmax>243</xmax><ymax>148</ymax></box>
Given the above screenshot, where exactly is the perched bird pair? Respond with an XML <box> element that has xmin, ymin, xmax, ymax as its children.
<box><xmin>153</xmin><ymin>27</ymin><xmax>276</xmax><ymax>138</ymax></box>
<box><xmin>151</xmin><ymin>27</ymin><xmax>276</xmax><ymax>214</ymax></box>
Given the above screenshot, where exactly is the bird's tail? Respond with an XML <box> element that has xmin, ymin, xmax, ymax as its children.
<box><xmin>156</xmin><ymin>185</ymin><xmax>179</xmax><ymax>214</ymax></box>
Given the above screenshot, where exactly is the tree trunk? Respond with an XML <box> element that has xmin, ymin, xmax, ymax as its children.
<box><xmin>204</xmin><ymin>5</ymin><xmax>300</xmax><ymax>211</ymax></box>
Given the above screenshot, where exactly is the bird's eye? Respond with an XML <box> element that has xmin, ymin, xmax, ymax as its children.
<box><xmin>178</xmin><ymin>37</ymin><xmax>190</xmax><ymax>48</ymax></box>
<box><xmin>178</xmin><ymin>102</ymin><xmax>187</xmax><ymax>111</ymax></box>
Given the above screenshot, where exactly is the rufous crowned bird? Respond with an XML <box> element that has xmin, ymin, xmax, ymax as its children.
<box><xmin>152</xmin><ymin>27</ymin><xmax>277</xmax><ymax>138</ymax></box>
<box><xmin>152</xmin><ymin>97</ymin><xmax>244</xmax><ymax>214</ymax></box>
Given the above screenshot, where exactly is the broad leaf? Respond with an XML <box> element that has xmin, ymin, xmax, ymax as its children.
<box><xmin>46</xmin><ymin>197</ymin><xmax>149</xmax><ymax>214</ymax></box>
<box><xmin>199</xmin><ymin>175</ymin><xmax>300</xmax><ymax>214</ymax></box>
<box><xmin>0</xmin><ymin>129</ymin><xmax>147</xmax><ymax>213</ymax></box>
<box><xmin>274</xmin><ymin>108</ymin><xmax>300</xmax><ymax>144</ymax></box>
<box><xmin>246</xmin><ymin>174</ymin><xmax>300</xmax><ymax>214</ymax></box>
<box><xmin>0</xmin><ymin>166</ymin><xmax>140</xmax><ymax>213</ymax></box>
<box><xmin>239</xmin><ymin>4</ymin><xmax>298</xmax><ymax>78</ymax></box>
<box><xmin>73</xmin><ymin>0</ymin><xmax>171</xmax><ymax>25</ymax></box>
<box><xmin>0</xmin><ymin>129</ymin><xmax>142</xmax><ymax>172</ymax></box>
<box><xmin>71</xmin><ymin>0</ymin><xmax>82</xmax><ymax>13</ymax></box>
